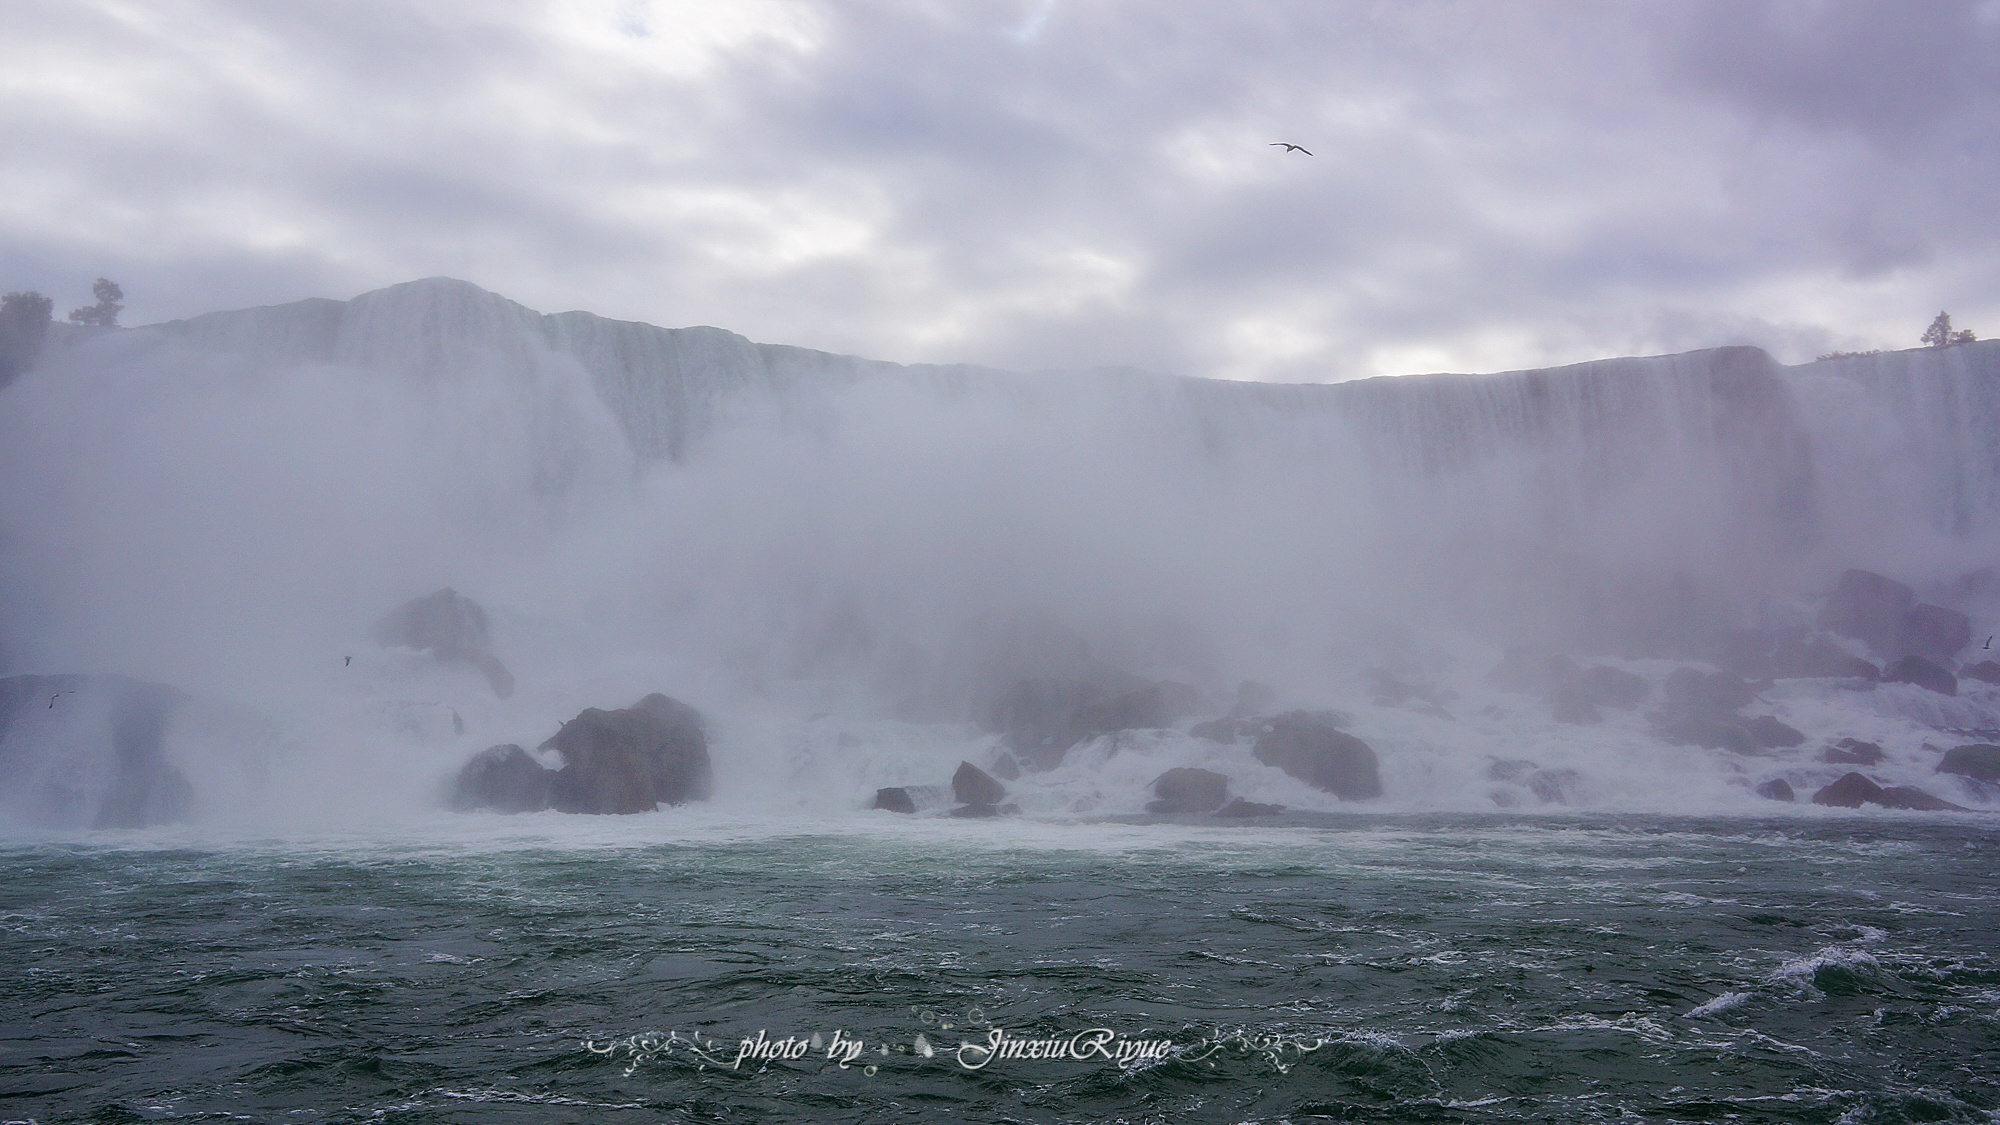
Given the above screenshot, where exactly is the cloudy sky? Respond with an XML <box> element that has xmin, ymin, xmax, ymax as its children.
<box><xmin>6</xmin><ymin>1</ymin><xmax>1999</xmax><ymax>382</ymax></box>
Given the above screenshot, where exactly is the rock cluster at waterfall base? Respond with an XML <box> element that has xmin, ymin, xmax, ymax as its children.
<box><xmin>448</xmin><ymin>693</ymin><xmax>710</xmax><ymax>814</ymax></box>
<box><xmin>373</xmin><ymin>588</ymin><xmax>517</xmax><ymax>699</ymax></box>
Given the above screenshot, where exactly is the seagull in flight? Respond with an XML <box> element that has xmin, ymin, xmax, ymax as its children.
<box><xmin>49</xmin><ymin>690</ymin><xmax>75</xmax><ymax>708</ymax></box>
<box><xmin>1270</xmin><ymin>142</ymin><xmax>1312</xmax><ymax>155</ymax></box>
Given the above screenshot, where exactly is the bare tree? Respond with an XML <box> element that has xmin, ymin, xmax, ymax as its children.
<box><xmin>1921</xmin><ymin>311</ymin><xmax>1976</xmax><ymax>347</ymax></box>
<box><xmin>67</xmin><ymin>278</ymin><xmax>123</xmax><ymax>327</ymax></box>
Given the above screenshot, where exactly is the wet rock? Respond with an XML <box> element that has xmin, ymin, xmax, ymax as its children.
<box><xmin>1147</xmin><ymin>767</ymin><xmax>1229</xmax><ymax>814</ymax></box>
<box><xmin>1486</xmin><ymin>759</ymin><xmax>1541</xmax><ymax>783</ymax></box>
<box><xmin>1817</xmin><ymin>569</ymin><xmax>1914</xmax><ymax>655</ymax></box>
<box><xmin>1822</xmin><ymin>738</ymin><xmax>1886</xmax><ymax>765</ymax></box>
<box><xmin>952</xmin><ymin>761</ymin><xmax>1007</xmax><ymax>806</ymax></box>
<box><xmin>1754</xmin><ymin>778</ymin><xmax>1795</xmax><ymax>802</ymax></box>
<box><xmin>1937</xmin><ymin>744</ymin><xmax>2000</xmax><ymax>783</ymax></box>
<box><xmin>1884</xmin><ymin>654</ymin><xmax>1956</xmax><ymax>696</ymax></box>
<box><xmin>984</xmin><ymin>672</ymin><xmax>1202</xmax><ymax>769</ymax></box>
<box><xmin>1253</xmin><ymin>711</ymin><xmax>1381</xmax><ymax>799</ymax></box>
<box><xmin>1214</xmin><ymin>798</ymin><xmax>1285</xmax><ymax>817</ymax></box>
<box><xmin>1962</xmin><ymin>660</ymin><xmax>2000</xmax><ymax>685</ymax></box>
<box><xmin>450</xmin><ymin>744</ymin><xmax>551</xmax><ymax>813</ymax></box>
<box><xmin>1875</xmin><ymin>786</ymin><xmax>1966</xmax><ymax>811</ymax></box>
<box><xmin>1745</xmin><ymin>715</ymin><xmax>1806</xmax><ymax>749</ymax></box>
<box><xmin>873</xmin><ymin>786</ymin><xmax>917</xmax><ymax>813</ymax></box>
<box><xmin>989</xmin><ymin>752</ymin><xmax>1021</xmax><ymax>781</ymax></box>
<box><xmin>1812</xmin><ymin>772</ymin><xmax>1883</xmax><ymax>808</ymax></box>
<box><xmin>372</xmin><ymin>587</ymin><xmax>516</xmax><ymax>698</ymax></box>
<box><xmin>543</xmin><ymin>693</ymin><xmax>711</xmax><ymax>814</ymax></box>
<box><xmin>1901</xmin><ymin>603</ymin><xmax>1971</xmax><ymax>661</ymax></box>
<box><xmin>1528</xmin><ymin>768</ymin><xmax>1582</xmax><ymax>805</ymax></box>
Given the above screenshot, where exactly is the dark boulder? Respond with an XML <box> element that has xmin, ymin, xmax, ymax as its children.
<box><xmin>373</xmin><ymin>587</ymin><xmax>516</xmax><ymax>698</ymax></box>
<box><xmin>1754</xmin><ymin>778</ymin><xmax>1795</xmax><ymax>802</ymax></box>
<box><xmin>1901</xmin><ymin>603</ymin><xmax>1971</xmax><ymax>661</ymax></box>
<box><xmin>450</xmin><ymin>744</ymin><xmax>550</xmax><ymax>813</ymax></box>
<box><xmin>1876</xmin><ymin>786</ymin><xmax>1966</xmax><ymax>811</ymax></box>
<box><xmin>543</xmin><ymin>693</ymin><xmax>711</xmax><ymax>814</ymax></box>
<box><xmin>1745</xmin><ymin>715</ymin><xmax>1806</xmax><ymax>749</ymax></box>
<box><xmin>1071</xmin><ymin>685</ymin><xmax>1172</xmax><ymax>738</ymax></box>
<box><xmin>873</xmin><ymin>787</ymin><xmax>917</xmax><ymax>813</ymax></box>
<box><xmin>1962</xmin><ymin>660</ymin><xmax>2000</xmax><ymax>685</ymax></box>
<box><xmin>1214</xmin><ymin>798</ymin><xmax>1285</xmax><ymax>817</ymax></box>
<box><xmin>1937</xmin><ymin>744</ymin><xmax>2000</xmax><ymax>783</ymax></box>
<box><xmin>952</xmin><ymin>761</ymin><xmax>1007</xmax><ymax>806</ymax></box>
<box><xmin>1147</xmin><ymin>767</ymin><xmax>1229</xmax><ymax>814</ymax></box>
<box><xmin>1822</xmin><ymin>738</ymin><xmax>1885</xmax><ymax>765</ymax></box>
<box><xmin>1812</xmin><ymin>772</ymin><xmax>1884</xmax><ymax>808</ymax></box>
<box><xmin>1884</xmin><ymin>655</ymin><xmax>1956</xmax><ymax>696</ymax></box>
<box><xmin>1253</xmin><ymin>712</ymin><xmax>1382</xmax><ymax>799</ymax></box>
<box><xmin>1817</xmin><ymin>569</ymin><xmax>1914</xmax><ymax>655</ymax></box>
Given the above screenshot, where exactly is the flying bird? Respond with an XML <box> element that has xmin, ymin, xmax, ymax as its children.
<box><xmin>1270</xmin><ymin>143</ymin><xmax>1312</xmax><ymax>155</ymax></box>
<box><xmin>49</xmin><ymin>690</ymin><xmax>75</xmax><ymax>708</ymax></box>
<box><xmin>344</xmin><ymin>655</ymin><xmax>352</xmax><ymax>666</ymax></box>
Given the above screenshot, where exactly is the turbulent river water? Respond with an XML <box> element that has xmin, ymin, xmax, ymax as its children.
<box><xmin>4</xmin><ymin>811</ymin><xmax>1996</xmax><ymax>1124</ymax></box>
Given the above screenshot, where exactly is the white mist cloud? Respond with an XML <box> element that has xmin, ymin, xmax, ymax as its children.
<box><xmin>2</xmin><ymin>0</ymin><xmax>1997</xmax><ymax>379</ymax></box>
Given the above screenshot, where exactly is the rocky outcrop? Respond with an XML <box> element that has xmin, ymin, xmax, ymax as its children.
<box><xmin>373</xmin><ymin>587</ymin><xmax>516</xmax><ymax>698</ymax></box>
<box><xmin>984</xmin><ymin>673</ymin><xmax>1206</xmax><ymax>768</ymax></box>
<box><xmin>0</xmin><ymin>674</ymin><xmax>196</xmax><ymax>829</ymax></box>
<box><xmin>1937</xmin><ymin>744</ymin><xmax>2000</xmax><ymax>783</ymax></box>
<box><xmin>1963</xmin><ymin>660</ymin><xmax>2000</xmax><ymax>685</ymax></box>
<box><xmin>1884</xmin><ymin>655</ymin><xmax>1956</xmax><ymax>696</ymax></box>
<box><xmin>450</xmin><ymin>744</ymin><xmax>551</xmax><ymax>813</ymax></box>
<box><xmin>1147</xmin><ymin>767</ymin><xmax>1229</xmax><ymax>814</ymax></box>
<box><xmin>1253</xmin><ymin>711</ymin><xmax>1381</xmax><ymax>799</ymax></box>
<box><xmin>1812</xmin><ymin>771</ymin><xmax>1964</xmax><ymax>811</ymax></box>
<box><xmin>873</xmin><ymin>786</ymin><xmax>917</xmax><ymax>813</ymax></box>
<box><xmin>547</xmin><ymin>693</ymin><xmax>711</xmax><ymax>813</ymax></box>
<box><xmin>951</xmin><ymin>761</ymin><xmax>1007</xmax><ymax>813</ymax></box>
<box><xmin>1754</xmin><ymin>778</ymin><xmax>1794</xmax><ymax>802</ymax></box>
<box><xmin>1771</xmin><ymin>634</ymin><xmax>1881</xmax><ymax>680</ymax></box>
<box><xmin>1487</xmin><ymin>758</ymin><xmax>1582</xmax><ymax>805</ymax></box>
<box><xmin>1744</xmin><ymin>716</ymin><xmax>1806</xmax><ymax>749</ymax></box>
<box><xmin>1822</xmin><ymin>738</ymin><xmax>1885</xmax><ymax>765</ymax></box>
<box><xmin>1902</xmin><ymin>603</ymin><xmax>1972</xmax><ymax>661</ymax></box>
<box><xmin>1816</xmin><ymin>569</ymin><xmax>1970</xmax><ymax>660</ymax></box>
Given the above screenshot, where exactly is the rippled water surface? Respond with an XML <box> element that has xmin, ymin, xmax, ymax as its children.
<box><xmin>3</xmin><ymin>813</ymin><xmax>1997</xmax><ymax>1124</ymax></box>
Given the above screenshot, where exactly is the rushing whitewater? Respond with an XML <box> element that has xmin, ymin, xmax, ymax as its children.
<box><xmin>1</xmin><ymin>278</ymin><xmax>1997</xmax><ymax>826</ymax></box>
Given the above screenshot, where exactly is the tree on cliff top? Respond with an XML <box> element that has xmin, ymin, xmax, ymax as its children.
<box><xmin>1</xmin><ymin>291</ymin><xmax>54</xmax><ymax>386</ymax></box>
<box><xmin>67</xmin><ymin>278</ymin><xmax>123</xmax><ymax>327</ymax></box>
<box><xmin>1921</xmin><ymin>311</ymin><xmax>1976</xmax><ymax>347</ymax></box>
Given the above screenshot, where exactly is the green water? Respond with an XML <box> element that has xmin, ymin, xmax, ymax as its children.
<box><xmin>2</xmin><ymin>813</ymin><xmax>1996</xmax><ymax>1123</ymax></box>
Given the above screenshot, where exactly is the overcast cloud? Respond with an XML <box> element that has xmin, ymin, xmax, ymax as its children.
<box><xmin>5</xmin><ymin>0</ymin><xmax>1998</xmax><ymax>381</ymax></box>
